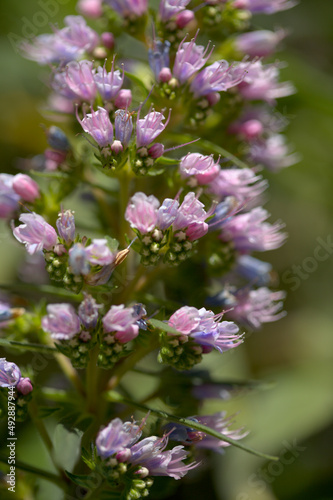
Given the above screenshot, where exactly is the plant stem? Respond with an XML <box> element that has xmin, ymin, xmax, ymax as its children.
<box><xmin>86</xmin><ymin>345</ymin><xmax>99</xmax><ymax>414</ymax></box>
<box><xmin>106</xmin><ymin>338</ymin><xmax>160</xmax><ymax>391</ymax></box>
<box><xmin>0</xmin><ymin>455</ymin><xmax>65</xmax><ymax>489</ymax></box>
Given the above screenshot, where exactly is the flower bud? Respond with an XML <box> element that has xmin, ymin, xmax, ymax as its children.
<box><xmin>176</xmin><ymin>9</ymin><xmax>195</xmax><ymax>28</ymax></box>
<box><xmin>77</xmin><ymin>0</ymin><xmax>103</xmax><ymax>17</ymax></box>
<box><xmin>114</xmin><ymin>89</ymin><xmax>132</xmax><ymax>109</ymax></box>
<box><xmin>158</xmin><ymin>67</ymin><xmax>172</xmax><ymax>83</ymax></box>
<box><xmin>46</xmin><ymin>126</ymin><xmax>70</xmax><ymax>152</ymax></box>
<box><xmin>115</xmin><ymin>448</ymin><xmax>132</xmax><ymax>462</ymax></box>
<box><xmin>56</xmin><ymin>209</ymin><xmax>76</xmax><ymax>244</ymax></box>
<box><xmin>148</xmin><ymin>143</ymin><xmax>164</xmax><ymax>159</ymax></box>
<box><xmin>16</xmin><ymin>377</ymin><xmax>33</xmax><ymax>395</ymax></box>
<box><xmin>206</xmin><ymin>92</ymin><xmax>220</xmax><ymax>106</ymax></box>
<box><xmin>239</xmin><ymin>119</ymin><xmax>263</xmax><ymax>139</ymax></box>
<box><xmin>111</xmin><ymin>140</ymin><xmax>123</xmax><ymax>154</ymax></box>
<box><xmin>101</xmin><ymin>32</ymin><xmax>115</xmax><ymax>50</ymax></box>
<box><xmin>12</xmin><ymin>174</ymin><xmax>40</xmax><ymax>203</ymax></box>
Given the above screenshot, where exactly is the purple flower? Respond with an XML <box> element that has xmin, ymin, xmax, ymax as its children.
<box><xmin>219</xmin><ymin>207</ymin><xmax>286</xmax><ymax>252</ymax></box>
<box><xmin>235</xmin><ymin>30</ymin><xmax>285</xmax><ymax>58</ymax></box>
<box><xmin>229</xmin><ymin>107</ymin><xmax>286</xmax><ymax>139</ymax></box>
<box><xmin>237</xmin><ymin>61</ymin><xmax>295</xmax><ymax>103</ymax></box>
<box><xmin>56</xmin><ymin>209</ymin><xmax>76</xmax><ymax>244</ymax></box>
<box><xmin>236</xmin><ymin>255</ymin><xmax>272</xmax><ymax>286</ymax></box>
<box><xmin>125</xmin><ymin>192</ymin><xmax>160</xmax><ymax>234</ymax></box>
<box><xmin>148</xmin><ymin>40</ymin><xmax>171</xmax><ymax>81</ymax></box>
<box><xmin>21</xmin><ymin>16</ymin><xmax>99</xmax><ymax>65</ymax></box>
<box><xmin>78</xmin><ymin>294</ymin><xmax>102</xmax><ymax>329</ymax></box>
<box><xmin>77</xmin><ymin>106</ymin><xmax>113</xmax><ymax>147</ymax></box>
<box><xmin>157</xmin><ymin>198</ymin><xmax>179</xmax><ymax>230</ymax></box>
<box><xmin>159</xmin><ymin>0</ymin><xmax>191</xmax><ymax>21</ymax></box>
<box><xmin>136</xmin><ymin>109</ymin><xmax>170</xmax><ymax>148</ymax></box>
<box><xmin>96</xmin><ymin>418</ymin><xmax>142</xmax><ymax>459</ymax></box>
<box><xmin>249</xmin><ymin>134</ymin><xmax>299</xmax><ymax>171</ymax></box>
<box><xmin>0</xmin><ymin>174</ymin><xmax>20</xmax><ymax>218</ymax></box>
<box><xmin>190</xmin><ymin>60</ymin><xmax>247</xmax><ymax>98</ymax></box>
<box><xmin>173</xmin><ymin>34</ymin><xmax>213</xmax><ymax>85</ymax></box>
<box><xmin>173</xmin><ymin>192</ymin><xmax>212</xmax><ymax>240</ymax></box>
<box><xmin>68</xmin><ymin>244</ymin><xmax>90</xmax><ymax>275</ymax></box>
<box><xmin>226</xmin><ymin>287</ymin><xmax>286</xmax><ymax>329</ymax></box>
<box><xmin>104</xmin><ymin>0</ymin><xmax>148</xmax><ymax>17</ymax></box>
<box><xmin>93</xmin><ymin>60</ymin><xmax>124</xmax><ymax>101</ymax></box>
<box><xmin>114</xmin><ymin>110</ymin><xmax>133</xmax><ymax>148</ymax></box>
<box><xmin>129</xmin><ymin>435</ymin><xmax>197</xmax><ymax>479</ymax></box>
<box><xmin>169</xmin><ymin>306</ymin><xmax>201</xmax><ymax>334</ymax></box>
<box><xmin>64</xmin><ymin>60</ymin><xmax>97</xmax><ymax>102</ymax></box>
<box><xmin>0</xmin><ymin>358</ymin><xmax>21</xmax><ymax>387</ymax></box>
<box><xmin>169</xmin><ymin>306</ymin><xmax>242</xmax><ymax>353</ymax></box>
<box><xmin>12</xmin><ymin>174</ymin><xmax>40</xmax><ymax>203</ymax></box>
<box><xmin>180</xmin><ymin>153</ymin><xmax>220</xmax><ymax>185</ymax></box>
<box><xmin>42</xmin><ymin>303</ymin><xmax>81</xmax><ymax>340</ymax></box>
<box><xmin>208</xmin><ymin>168</ymin><xmax>267</xmax><ymax>203</ymax></box>
<box><xmin>13</xmin><ymin>213</ymin><xmax>58</xmax><ymax>255</ymax></box>
<box><xmin>190</xmin><ymin>412</ymin><xmax>248</xmax><ymax>451</ymax></box>
<box><xmin>16</xmin><ymin>377</ymin><xmax>33</xmax><ymax>395</ymax></box>
<box><xmin>243</xmin><ymin>0</ymin><xmax>296</xmax><ymax>14</ymax></box>
<box><xmin>85</xmin><ymin>239</ymin><xmax>116</xmax><ymax>266</ymax></box>
<box><xmin>102</xmin><ymin>304</ymin><xmax>141</xmax><ymax>343</ymax></box>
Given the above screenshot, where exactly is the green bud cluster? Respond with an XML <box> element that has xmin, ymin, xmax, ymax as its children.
<box><xmin>158</xmin><ymin>332</ymin><xmax>203</xmax><ymax>370</ymax></box>
<box><xmin>158</xmin><ymin>78</ymin><xmax>178</xmax><ymax>100</ymax></box>
<box><xmin>132</xmin><ymin>148</ymin><xmax>156</xmax><ymax>176</ymax></box>
<box><xmin>97</xmin><ymin>334</ymin><xmax>127</xmax><ymax>369</ymax></box>
<box><xmin>164</xmin><ymin>233</ymin><xmax>195</xmax><ymax>266</ymax></box>
<box><xmin>55</xmin><ymin>332</ymin><xmax>96</xmax><ymax>369</ymax></box>
<box><xmin>138</xmin><ymin>230</ymin><xmax>166</xmax><ymax>267</ymax></box>
<box><xmin>15</xmin><ymin>392</ymin><xmax>32</xmax><ymax>422</ymax></box>
<box><xmin>44</xmin><ymin>249</ymin><xmax>84</xmax><ymax>294</ymax></box>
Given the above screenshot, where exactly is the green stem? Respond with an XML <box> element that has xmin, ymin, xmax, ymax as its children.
<box><xmin>104</xmin><ymin>393</ymin><xmax>279</xmax><ymax>462</ymax></box>
<box><xmin>106</xmin><ymin>338</ymin><xmax>160</xmax><ymax>390</ymax></box>
<box><xmin>0</xmin><ymin>455</ymin><xmax>66</xmax><ymax>489</ymax></box>
<box><xmin>86</xmin><ymin>345</ymin><xmax>100</xmax><ymax>413</ymax></box>
<box><xmin>119</xmin><ymin>166</ymin><xmax>131</xmax><ymax>248</ymax></box>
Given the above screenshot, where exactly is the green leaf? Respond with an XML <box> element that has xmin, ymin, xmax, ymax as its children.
<box><xmin>155</xmin><ymin>156</ymin><xmax>179</xmax><ymax>165</ymax></box>
<box><xmin>0</xmin><ymin>455</ymin><xmax>63</xmax><ymax>488</ymax></box>
<box><xmin>104</xmin><ymin>392</ymin><xmax>278</xmax><ymax>461</ymax></box>
<box><xmin>148</xmin><ymin>318</ymin><xmax>181</xmax><ymax>336</ymax></box>
<box><xmin>167</xmin><ymin>133</ymin><xmax>249</xmax><ymax>169</ymax></box>
<box><xmin>29</xmin><ymin>170</ymin><xmax>70</xmax><ymax>180</ymax></box>
<box><xmin>0</xmin><ymin>283</ymin><xmax>83</xmax><ymax>301</ymax></box>
<box><xmin>0</xmin><ymin>338</ymin><xmax>57</xmax><ymax>353</ymax></box>
<box><xmin>124</xmin><ymin>70</ymin><xmax>149</xmax><ymax>93</ymax></box>
<box><xmin>38</xmin><ymin>406</ymin><xmax>61</xmax><ymax>418</ymax></box>
<box><xmin>65</xmin><ymin>470</ymin><xmax>96</xmax><ymax>489</ymax></box>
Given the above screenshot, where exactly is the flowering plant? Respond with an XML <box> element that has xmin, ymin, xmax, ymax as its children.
<box><xmin>0</xmin><ymin>0</ymin><xmax>297</xmax><ymax>498</ymax></box>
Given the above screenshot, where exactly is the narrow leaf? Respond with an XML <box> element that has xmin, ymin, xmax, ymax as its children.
<box><xmin>104</xmin><ymin>392</ymin><xmax>278</xmax><ymax>461</ymax></box>
<box><xmin>0</xmin><ymin>283</ymin><xmax>83</xmax><ymax>301</ymax></box>
<box><xmin>0</xmin><ymin>338</ymin><xmax>57</xmax><ymax>353</ymax></box>
<box><xmin>0</xmin><ymin>455</ymin><xmax>63</xmax><ymax>488</ymax></box>
<box><xmin>148</xmin><ymin>318</ymin><xmax>180</xmax><ymax>336</ymax></box>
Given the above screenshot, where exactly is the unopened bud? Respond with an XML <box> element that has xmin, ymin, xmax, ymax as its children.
<box><xmin>158</xmin><ymin>67</ymin><xmax>172</xmax><ymax>83</ymax></box>
<box><xmin>114</xmin><ymin>248</ymin><xmax>129</xmax><ymax>266</ymax></box>
<box><xmin>101</xmin><ymin>32</ymin><xmax>115</xmax><ymax>50</ymax></box>
<box><xmin>111</xmin><ymin>140</ymin><xmax>123</xmax><ymax>155</ymax></box>
<box><xmin>16</xmin><ymin>377</ymin><xmax>33</xmax><ymax>395</ymax></box>
<box><xmin>77</xmin><ymin>0</ymin><xmax>103</xmax><ymax>18</ymax></box>
<box><xmin>12</xmin><ymin>174</ymin><xmax>40</xmax><ymax>202</ymax></box>
<box><xmin>115</xmin><ymin>89</ymin><xmax>132</xmax><ymax>109</ymax></box>
<box><xmin>176</xmin><ymin>9</ymin><xmax>195</xmax><ymax>29</ymax></box>
<box><xmin>46</xmin><ymin>126</ymin><xmax>70</xmax><ymax>151</ymax></box>
<box><xmin>206</xmin><ymin>92</ymin><xmax>220</xmax><ymax>106</ymax></box>
<box><xmin>148</xmin><ymin>143</ymin><xmax>164</xmax><ymax>159</ymax></box>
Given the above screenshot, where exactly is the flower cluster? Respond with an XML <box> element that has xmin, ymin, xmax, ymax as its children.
<box><xmin>159</xmin><ymin>306</ymin><xmax>243</xmax><ymax>370</ymax></box>
<box><xmin>0</xmin><ymin>0</ymin><xmax>298</xmax><ymax>497</ymax></box>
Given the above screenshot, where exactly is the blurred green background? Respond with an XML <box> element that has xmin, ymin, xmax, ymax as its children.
<box><xmin>1</xmin><ymin>1</ymin><xmax>333</xmax><ymax>499</ymax></box>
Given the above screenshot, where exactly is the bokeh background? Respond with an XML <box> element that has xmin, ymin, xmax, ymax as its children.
<box><xmin>0</xmin><ymin>1</ymin><xmax>333</xmax><ymax>499</ymax></box>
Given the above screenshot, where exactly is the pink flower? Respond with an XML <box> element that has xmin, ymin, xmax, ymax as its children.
<box><xmin>136</xmin><ymin>109</ymin><xmax>171</xmax><ymax>148</ymax></box>
<box><xmin>125</xmin><ymin>192</ymin><xmax>160</xmax><ymax>234</ymax></box>
<box><xmin>42</xmin><ymin>303</ymin><xmax>81</xmax><ymax>340</ymax></box>
<box><xmin>76</xmin><ymin>106</ymin><xmax>113</xmax><ymax>147</ymax></box>
<box><xmin>102</xmin><ymin>305</ymin><xmax>141</xmax><ymax>343</ymax></box>
<box><xmin>13</xmin><ymin>213</ymin><xmax>58</xmax><ymax>254</ymax></box>
<box><xmin>219</xmin><ymin>207</ymin><xmax>287</xmax><ymax>252</ymax></box>
<box><xmin>12</xmin><ymin>174</ymin><xmax>40</xmax><ymax>203</ymax></box>
<box><xmin>85</xmin><ymin>239</ymin><xmax>117</xmax><ymax>266</ymax></box>
<box><xmin>180</xmin><ymin>153</ymin><xmax>220</xmax><ymax>185</ymax></box>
